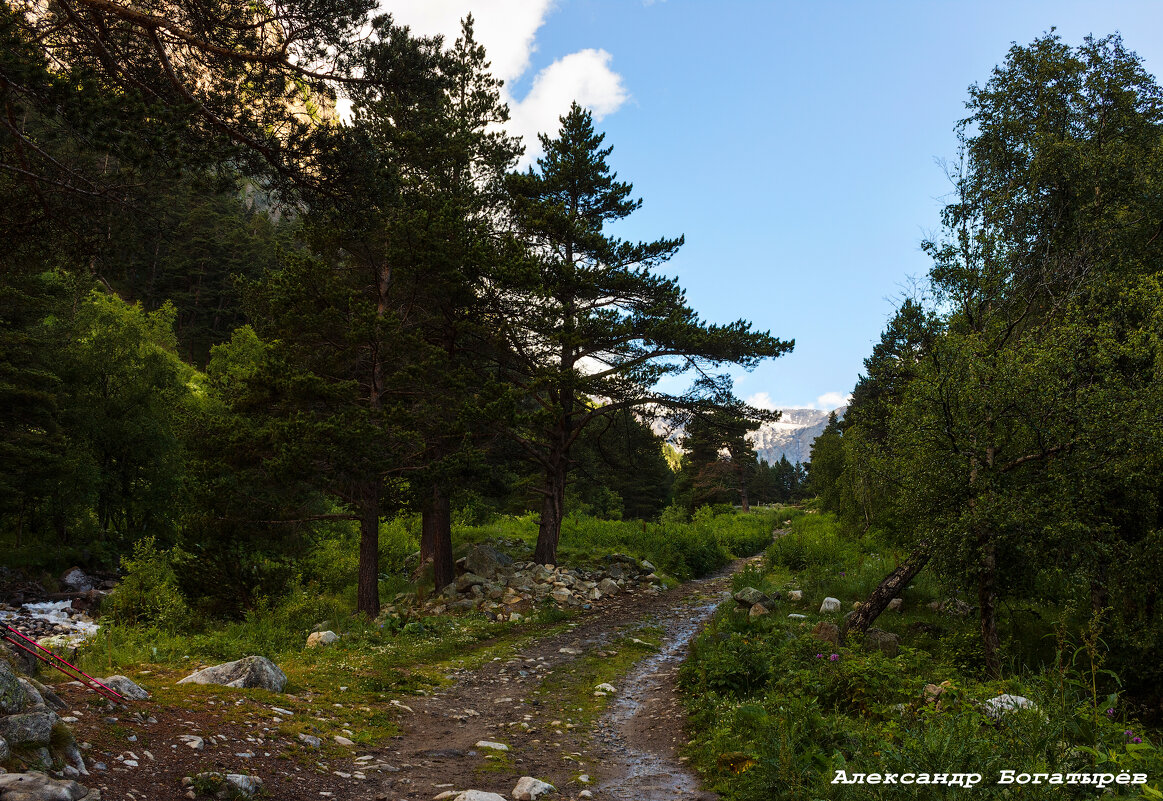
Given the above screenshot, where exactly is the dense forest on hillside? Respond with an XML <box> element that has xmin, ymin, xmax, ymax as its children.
<box><xmin>0</xmin><ymin>2</ymin><xmax>801</xmax><ymax>618</ymax></box>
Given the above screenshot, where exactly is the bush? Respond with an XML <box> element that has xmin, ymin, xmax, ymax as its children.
<box><xmin>101</xmin><ymin>537</ymin><xmax>191</xmax><ymax>632</ymax></box>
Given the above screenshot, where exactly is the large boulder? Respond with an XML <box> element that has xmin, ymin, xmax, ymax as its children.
<box><xmin>0</xmin><ymin>771</ymin><xmax>96</xmax><ymax>800</ymax></box>
<box><xmin>0</xmin><ymin>660</ymin><xmax>28</xmax><ymax>714</ymax></box>
<box><xmin>455</xmin><ymin>573</ymin><xmax>488</xmax><ymax>593</ymax></box>
<box><xmin>177</xmin><ymin>656</ymin><xmax>286</xmax><ymax>692</ymax></box>
<box><xmin>734</xmin><ymin>587</ymin><xmax>774</xmax><ymax>608</ymax></box>
<box><xmin>0</xmin><ymin>710</ymin><xmax>57</xmax><ymax>747</ymax></box>
<box><xmin>819</xmin><ymin>597</ymin><xmax>841</xmax><ymax>614</ymax></box>
<box><xmin>464</xmin><ymin>545</ymin><xmax>513</xmax><ymax>580</ymax></box>
<box><xmin>596</xmin><ymin>578</ymin><xmax>620</xmax><ymax>596</ymax></box>
<box><xmin>863</xmin><ymin>628</ymin><xmax>900</xmax><ymax>658</ymax></box>
<box><xmin>98</xmin><ymin>675</ymin><xmax>149</xmax><ymax>701</ymax></box>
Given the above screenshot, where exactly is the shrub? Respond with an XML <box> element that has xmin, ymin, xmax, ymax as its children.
<box><xmin>101</xmin><ymin>537</ymin><xmax>190</xmax><ymax>632</ymax></box>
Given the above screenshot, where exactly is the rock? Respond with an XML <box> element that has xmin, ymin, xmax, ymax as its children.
<box><xmin>97</xmin><ymin>676</ymin><xmax>149</xmax><ymax>701</ymax></box>
<box><xmin>464</xmin><ymin>545</ymin><xmax>513</xmax><ymax>580</ymax></box>
<box><xmin>177</xmin><ymin>656</ymin><xmax>286</xmax><ymax>692</ymax></box>
<box><xmin>596</xmin><ymin>578</ymin><xmax>620</xmax><ymax>596</ymax></box>
<box><xmin>787</xmin><ymin>613</ymin><xmax>807</xmax><ymax>620</ymax></box>
<box><xmin>178</xmin><ymin>735</ymin><xmax>204</xmax><ymax>750</ymax></box>
<box><xmin>333</xmin><ymin>736</ymin><xmax>354</xmax><ymax>747</ymax></box>
<box><xmin>297</xmin><ymin>733</ymin><xmax>321</xmax><ymax>748</ymax></box>
<box><xmin>549</xmin><ymin>587</ymin><xmax>574</xmax><ymax>605</ymax></box>
<box><xmin>887</xmin><ymin>598</ymin><xmax>903</xmax><ymax>612</ymax></box>
<box><xmin>27</xmin><ymin>679</ymin><xmax>64</xmax><ymax>711</ymax></box>
<box><xmin>945</xmin><ymin>599</ymin><xmax>971</xmax><ymax>616</ymax></box>
<box><xmin>748</xmin><ymin>603</ymin><xmax>769</xmax><ymax>620</ymax></box>
<box><xmin>512</xmin><ymin>776</ymin><xmax>555</xmax><ymax>800</ymax></box>
<box><xmin>474</xmin><ymin>740</ymin><xmax>508</xmax><ymax>752</ymax></box>
<box><xmin>193</xmin><ymin>772</ymin><xmax>263</xmax><ymax>799</ymax></box>
<box><xmin>787</xmin><ymin>590</ymin><xmax>802</xmax><ymax>601</ymax></box>
<box><xmin>981</xmin><ymin>694</ymin><xmax>1036</xmax><ymax>719</ymax></box>
<box><xmin>455</xmin><ymin>573</ymin><xmax>488</xmax><ymax>593</ymax></box>
<box><xmin>811</xmin><ymin>621</ymin><xmax>840</xmax><ymax>647</ymax></box>
<box><xmin>639</xmin><ymin>560</ymin><xmax>656</xmax><ymax>573</ymax></box>
<box><xmin>306</xmin><ymin>631</ymin><xmax>339</xmax><ymax>648</ymax></box>
<box><xmin>819</xmin><ymin>597</ymin><xmax>841</xmax><ymax>614</ymax></box>
<box><xmin>0</xmin><ymin>661</ymin><xmax>28</xmax><ymax>714</ymax></box>
<box><xmin>863</xmin><ymin>628</ymin><xmax>900</xmax><ymax>658</ymax></box>
<box><xmin>579</xmin><ymin>792</ymin><xmax>593</xmax><ymax>799</ymax></box>
<box><xmin>594</xmin><ymin>683</ymin><xmax>616</xmax><ymax>694</ymax></box>
<box><xmin>454</xmin><ymin>792</ymin><xmax>508</xmax><ymax>801</ymax></box>
<box><xmin>733</xmin><ymin>587</ymin><xmax>774</xmax><ymax>608</ymax></box>
<box><xmin>17</xmin><ymin>679</ymin><xmax>43</xmax><ymax>710</ymax></box>
<box><xmin>60</xmin><ymin>568</ymin><xmax>94</xmax><ymax>593</ymax></box>
<box><xmin>0</xmin><ymin>771</ymin><xmax>94</xmax><ymax>800</ymax></box>
<box><xmin>0</xmin><ymin>710</ymin><xmax>56</xmax><ymax>747</ymax></box>
<box><xmin>0</xmin><ymin>735</ymin><xmax>7</xmax><ymax>762</ymax></box>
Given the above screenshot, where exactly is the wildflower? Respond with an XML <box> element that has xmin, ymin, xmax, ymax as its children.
<box><xmin>1105</xmin><ymin>708</ymin><xmax>1115</xmax><ymax>717</ymax></box>
<box><xmin>839</xmin><ymin>572</ymin><xmax>846</xmax><ymax>577</ymax></box>
<box><xmin>1125</xmin><ymin>730</ymin><xmax>1134</xmax><ymax>739</ymax></box>
<box><xmin>815</xmin><ymin>653</ymin><xmax>824</xmax><ymax>659</ymax></box>
<box><xmin>1133</xmin><ymin>737</ymin><xmax>1142</xmax><ymax>744</ymax></box>
<box><xmin>829</xmin><ymin>654</ymin><xmax>840</xmax><ymax>661</ymax></box>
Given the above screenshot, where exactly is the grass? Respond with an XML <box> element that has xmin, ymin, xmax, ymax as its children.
<box><xmin>679</xmin><ymin>509</ymin><xmax>1163</xmax><ymax>801</ymax></box>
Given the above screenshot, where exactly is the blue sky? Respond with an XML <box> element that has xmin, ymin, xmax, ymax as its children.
<box><xmin>386</xmin><ymin>1</ymin><xmax>1163</xmax><ymax>411</ymax></box>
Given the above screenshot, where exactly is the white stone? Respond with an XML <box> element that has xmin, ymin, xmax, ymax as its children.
<box><xmin>454</xmin><ymin>792</ymin><xmax>508</xmax><ymax>801</ymax></box>
<box><xmin>787</xmin><ymin>614</ymin><xmax>807</xmax><ymax>620</ymax></box>
<box><xmin>787</xmin><ymin>590</ymin><xmax>803</xmax><ymax>601</ymax></box>
<box><xmin>594</xmin><ymin>683</ymin><xmax>616</xmax><ymax>694</ymax></box>
<box><xmin>177</xmin><ymin>656</ymin><xmax>286</xmax><ymax>692</ymax></box>
<box><xmin>306</xmin><ymin>631</ymin><xmax>339</xmax><ymax>648</ymax></box>
<box><xmin>474</xmin><ymin>740</ymin><xmax>508</xmax><ymax>751</ymax></box>
<box><xmin>819</xmin><ymin>597</ymin><xmax>841</xmax><ymax>613</ymax></box>
<box><xmin>512</xmin><ymin>776</ymin><xmax>555</xmax><ymax>800</ymax></box>
<box><xmin>333</xmin><ymin>736</ymin><xmax>355</xmax><ymax>746</ymax></box>
<box><xmin>981</xmin><ymin>694</ymin><xmax>1037</xmax><ymax>719</ymax></box>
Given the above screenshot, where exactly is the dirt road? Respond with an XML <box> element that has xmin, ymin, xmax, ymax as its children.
<box><xmin>56</xmin><ymin>561</ymin><xmax>747</xmax><ymax>800</ymax></box>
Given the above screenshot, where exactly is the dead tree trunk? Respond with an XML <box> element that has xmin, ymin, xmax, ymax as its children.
<box><xmin>842</xmin><ymin>542</ymin><xmax>931</xmax><ymax>638</ymax></box>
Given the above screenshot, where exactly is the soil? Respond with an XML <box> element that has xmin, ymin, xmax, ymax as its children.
<box><xmin>38</xmin><ymin>562</ymin><xmax>750</xmax><ymax>800</ymax></box>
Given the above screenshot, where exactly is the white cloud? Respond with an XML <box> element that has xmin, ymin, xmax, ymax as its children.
<box><xmin>746</xmin><ymin>390</ymin><xmax>850</xmax><ymax>411</ymax></box>
<box><xmin>386</xmin><ymin>1</ymin><xmax>553</xmax><ymax>84</ymax></box>
<box><xmin>508</xmin><ymin>49</ymin><xmax>628</xmax><ymax>164</ymax></box>
<box><xmin>379</xmin><ymin>1</ymin><xmax>629</xmax><ymax>166</ymax></box>
<box><xmin>745</xmin><ymin>392</ymin><xmax>778</xmax><ymax>411</ymax></box>
<box><xmin>815</xmin><ymin>392</ymin><xmax>851</xmax><ymax>410</ymax></box>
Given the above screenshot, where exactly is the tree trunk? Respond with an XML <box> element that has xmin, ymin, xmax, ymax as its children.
<box><xmin>978</xmin><ymin>532</ymin><xmax>1000</xmax><ymax>678</ymax></box>
<box><xmin>416</xmin><ymin>511</ymin><xmax>435</xmax><ymax>581</ymax></box>
<box><xmin>534</xmin><ymin>461</ymin><xmax>566</xmax><ymax>565</ymax></box>
<box><xmin>357</xmin><ymin>487</ymin><xmax>380</xmax><ymax>618</ymax></box>
<box><xmin>842</xmin><ymin>542</ymin><xmax>931</xmax><ymax>638</ymax></box>
<box><xmin>423</xmin><ymin>484</ymin><xmax>454</xmax><ymax>592</ymax></box>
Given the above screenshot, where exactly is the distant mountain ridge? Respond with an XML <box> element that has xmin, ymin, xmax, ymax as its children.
<box><xmin>748</xmin><ymin>406</ymin><xmax>846</xmax><ymax>466</ymax></box>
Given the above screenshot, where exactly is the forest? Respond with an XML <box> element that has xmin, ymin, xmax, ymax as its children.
<box><xmin>0</xmin><ymin>0</ymin><xmax>803</xmax><ymax>620</ymax></box>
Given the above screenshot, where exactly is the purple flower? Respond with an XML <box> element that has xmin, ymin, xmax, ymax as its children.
<box><xmin>1125</xmin><ymin>730</ymin><xmax>1134</xmax><ymax>739</ymax></box>
<box><xmin>1133</xmin><ymin>738</ymin><xmax>1142</xmax><ymax>744</ymax></box>
<box><xmin>829</xmin><ymin>653</ymin><xmax>840</xmax><ymax>661</ymax></box>
<box><xmin>839</xmin><ymin>572</ymin><xmax>846</xmax><ymax>577</ymax></box>
<box><xmin>1105</xmin><ymin>708</ymin><xmax>1115</xmax><ymax>717</ymax></box>
<box><xmin>816</xmin><ymin>653</ymin><xmax>824</xmax><ymax>659</ymax></box>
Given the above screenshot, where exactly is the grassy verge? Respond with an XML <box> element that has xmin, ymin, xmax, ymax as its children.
<box><xmin>679</xmin><ymin>508</ymin><xmax>1163</xmax><ymax>800</ymax></box>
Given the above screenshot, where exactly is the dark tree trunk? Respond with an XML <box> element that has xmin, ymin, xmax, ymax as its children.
<box><xmin>423</xmin><ymin>484</ymin><xmax>454</xmax><ymax>592</ymax></box>
<box><xmin>357</xmin><ymin>486</ymin><xmax>380</xmax><ymax>617</ymax></box>
<box><xmin>842</xmin><ymin>543</ymin><xmax>931</xmax><ymax>638</ymax></box>
<box><xmin>416</xmin><ymin>510</ymin><xmax>435</xmax><ymax>581</ymax></box>
<box><xmin>534</xmin><ymin>460</ymin><xmax>566</xmax><ymax>565</ymax></box>
<box><xmin>739</xmin><ymin>472</ymin><xmax>750</xmax><ymax>513</ymax></box>
<box><xmin>978</xmin><ymin>532</ymin><xmax>1000</xmax><ymax>678</ymax></box>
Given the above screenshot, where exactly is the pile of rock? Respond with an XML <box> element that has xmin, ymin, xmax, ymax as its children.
<box><xmin>0</xmin><ymin>658</ymin><xmax>102</xmax><ymax>799</ymax></box>
<box><xmin>385</xmin><ymin>546</ymin><xmax>662</xmax><ymax>621</ymax></box>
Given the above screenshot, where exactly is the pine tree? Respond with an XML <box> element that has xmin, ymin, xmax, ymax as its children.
<box><xmin>502</xmin><ymin>104</ymin><xmax>791</xmax><ymax>564</ymax></box>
